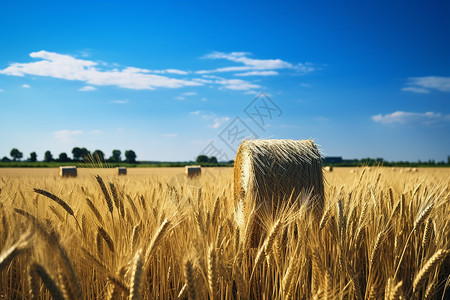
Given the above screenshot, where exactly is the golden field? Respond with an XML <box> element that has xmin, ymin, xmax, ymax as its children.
<box><xmin>0</xmin><ymin>167</ymin><xmax>449</xmax><ymax>299</ymax></box>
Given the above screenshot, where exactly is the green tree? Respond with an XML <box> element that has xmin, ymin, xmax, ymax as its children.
<box><xmin>72</xmin><ymin>147</ymin><xmax>82</xmax><ymax>161</ymax></box>
<box><xmin>208</xmin><ymin>156</ymin><xmax>218</xmax><ymax>163</ymax></box>
<box><xmin>58</xmin><ymin>152</ymin><xmax>70</xmax><ymax>162</ymax></box>
<box><xmin>196</xmin><ymin>155</ymin><xmax>208</xmax><ymax>163</ymax></box>
<box><xmin>124</xmin><ymin>150</ymin><xmax>137</xmax><ymax>163</ymax></box>
<box><xmin>80</xmin><ymin>148</ymin><xmax>91</xmax><ymax>161</ymax></box>
<box><xmin>110</xmin><ymin>150</ymin><xmax>122</xmax><ymax>162</ymax></box>
<box><xmin>44</xmin><ymin>151</ymin><xmax>53</xmax><ymax>162</ymax></box>
<box><xmin>93</xmin><ymin>150</ymin><xmax>105</xmax><ymax>162</ymax></box>
<box><xmin>10</xmin><ymin>148</ymin><xmax>23</xmax><ymax>161</ymax></box>
<box><xmin>30</xmin><ymin>152</ymin><xmax>37</xmax><ymax>162</ymax></box>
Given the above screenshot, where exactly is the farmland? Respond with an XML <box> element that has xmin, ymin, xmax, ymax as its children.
<box><xmin>0</xmin><ymin>167</ymin><xmax>449</xmax><ymax>299</ymax></box>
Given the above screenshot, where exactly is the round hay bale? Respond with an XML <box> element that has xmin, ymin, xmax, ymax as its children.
<box><xmin>349</xmin><ymin>169</ymin><xmax>355</xmax><ymax>173</ymax></box>
<box><xmin>59</xmin><ymin>166</ymin><xmax>77</xmax><ymax>177</ymax></box>
<box><xmin>324</xmin><ymin>166</ymin><xmax>333</xmax><ymax>172</ymax></box>
<box><xmin>117</xmin><ymin>167</ymin><xmax>127</xmax><ymax>175</ymax></box>
<box><xmin>411</xmin><ymin>167</ymin><xmax>418</xmax><ymax>172</ymax></box>
<box><xmin>185</xmin><ymin>165</ymin><xmax>201</xmax><ymax>178</ymax></box>
<box><xmin>233</xmin><ymin>139</ymin><xmax>324</xmax><ymax>247</ymax></box>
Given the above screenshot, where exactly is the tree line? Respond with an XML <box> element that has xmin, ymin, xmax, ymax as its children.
<box><xmin>3</xmin><ymin>148</ymin><xmax>137</xmax><ymax>163</ymax></box>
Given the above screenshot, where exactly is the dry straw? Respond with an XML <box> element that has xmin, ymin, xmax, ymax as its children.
<box><xmin>234</xmin><ymin>139</ymin><xmax>324</xmax><ymax>210</ymax></box>
<box><xmin>233</xmin><ymin>139</ymin><xmax>324</xmax><ymax>246</ymax></box>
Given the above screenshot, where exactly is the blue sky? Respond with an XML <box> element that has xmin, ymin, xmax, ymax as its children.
<box><xmin>0</xmin><ymin>1</ymin><xmax>449</xmax><ymax>162</ymax></box>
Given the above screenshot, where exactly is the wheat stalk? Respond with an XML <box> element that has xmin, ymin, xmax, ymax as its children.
<box><xmin>207</xmin><ymin>245</ymin><xmax>218</xmax><ymax>299</ymax></box>
<box><xmin>30</xmin><ymin>262</ymin><xmax>65</xmax><ymax>300</ymax></box>
<box><xmin>130</xmin><ymin>249</ymin><xmax>144</xmax><ymax>300</ymax></box>
<box><xmin>95</xmin><ymin>175</ymin><xmax>113</xmax><ymax>214</ymax></box>
<box><xmin>413</xmin><ymin>249</ymin><xmax>449</xmax><ymax>293</ymax></box>
<box><xmin>184</xmin><ymin>259</ymin><xmax>197</xmax><ymax>300</ymax></box>
<box><xmin>98</xmin><ymin>226</ymin><xmax>115</xmax><ymax>253</ymax></box>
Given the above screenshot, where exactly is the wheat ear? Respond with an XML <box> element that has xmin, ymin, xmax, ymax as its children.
<box><xmin>30</xmin><ymin>262</ymin><xmax>65</xmax><ymax>300</ymax></box>
<box><xmin>413</xmin><ymin>249</ymin><xmax>449</xmax><ymax>293</ymax></box>
<box><xmin>129</xmin><ymin>249</ymin><xmax>144</xmax><ymax>300</ymax></box>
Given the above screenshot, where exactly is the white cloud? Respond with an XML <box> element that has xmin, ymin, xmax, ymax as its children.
<box><xmin>0</xmin><ymin>50</ymin><xmax>202</xmax><ymax>90</ymax></box>
<box><xmin>214</xmin><ymin>78</ymin><xmax>260</xmax><ymax>91</ymax></box>
<box><xmin>175</xmin><ymin>96</ymin><xmax>185</xmax><ymax>100</ymax></box>
<box><xmin>0</xmin><ymin>88</ymin><xmax>3</xmax><ymax>92</ymax></box>
<box><xmin>182</xmin><ymin>92</ymin><xmax>197</xmax><ymax>96</ymax></box>
<box><xmin>190</xmin><ymin>110</ymin><xmax>201</xmax><ymax>115</ymax></box>
<box><xmin>111</xmin><ymin>100</ymin><xmax>129</xmax><ymax>104</ymax></box>
<box><xmin>165</xmin><ymin>69</ymin><xmax>189</xmax><ymax>75</ymax></box>
<box><xmin>79</xmin><ymin>85</ymin><xmax>97</xmax><ymax>92</ymax></box>
<box><xmin>161</xmin><ymin>133</ymin><xmax>178</xmax><ymax>138</ymax></box>
<box><xmin>209</xmin><ymin>116</ymin><xmax>230</xmax><ymax>129</ymax></box>
<box><xmin>201</xmin><ymin>97</ymin><xmax>207</xmax><ymax>101</ymax></box>
<box><xmin>54</xmin><ymin>130</ymin><xmax>83</xmax><ymax>142</ymax></box>
<box><xmin>150</xmin><ymin>69</ymin><xmax>189</xmax><ymax>75</ymax></box>
<box><xmin>22</xmin><ymin>84</ymin><xmax>31</xmax><ymax>88</ymax></box>
<box><xmin>371</xmin><ymin>111</ymin><xmax>450</xmax><ymax>125</ymax></box>
<box><xmin>198</xmin><ymin>51</ymin><xmax>314</xmax><ymax>75</ymax></box>
<box><xmin>402</xmin><ymin>76</ymin><xmax>450</xmax><ymax>93</ymax></box>
<box><xmin>90</xmin><ymin>130</ymin><xmax>102</xmax><ymax>134</ymax></box>
<box><xmin>235</xmin><ymin>71</ymin><xmax>279</xmax><ymax>76</ymax></box>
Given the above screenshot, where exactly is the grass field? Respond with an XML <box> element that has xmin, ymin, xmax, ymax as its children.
<box><xmin>0</xmin><ymin>167</ymin><xmax>449</xmax><ymax>299</ymax></box>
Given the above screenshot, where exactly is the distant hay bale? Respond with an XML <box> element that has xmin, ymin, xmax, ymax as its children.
<box><xmin>59</xmin><ymin>166</ymin><xmax>77</xmax><ymax>178</ymax></box>
<box><xmin>324</xmin><ymin>166</ymin><xmax>333</xmax><ymax>172</ymax></box>
<box><xmin>349</xmin><ymin>169</ymin><xmax>355</xmax><ymax>173</ymax></box>
<box><xmin>117</xmin><ymin>167</ymin><xmax>127</xmax><ymax>175</ymax></box>
<box><xmin>233</xmin><ymin>139</ymin><xmax>324</xmax><ymax>247</ymax></box>
<box><xmin>412</xmin><ymin>167</ymin><xmax>418</xmax><ymax>172</ymax></box>
<box><xmin>185</xmin><ymin>166</ymin><xmax>202</xmax><ymax>178</ymax></box>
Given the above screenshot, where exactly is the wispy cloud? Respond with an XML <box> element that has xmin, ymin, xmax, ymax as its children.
<box><xmin>209</xmin><ymin>116</ymin><xmax>230</xmax><ymax>129</ymax></box>
<box><xmin>401</xmin><ymin>87</ymin><xmax>429</xmax><ymax>94</ymax></box>
<box><xmin>198</xmin><ymin>51</ymin><xmax>314</xmax><ymax>75</ymax></box>
<box><xmin>402</xmin><ymin>76</ymin><xmax>450</xmax><ymax>93</ymax></box>
<box><xmin>0</xmin><ymin>50</ymin><xmax>202</xmax><ymax>90</ymax></box>
<box><xmin>0</xmin><ymin>88</ymin><xmax>3</xmax><ymax>92</ymax></box>
<box><xmin>111</xmin><ymin>100</ymin><xmax>129</xmax><ymax>104</ymax></box>
<box><xmin>79</xmin><ymin>85</ymin><xmax>97</xmax><ymax>92</ymax></box>
<box><xmin>182</xmin><ymin>92</ymin><xmax>197</xmax><ymax>96</ymax></box>
<box><xmin>22</xmin><ymin>84</ymin><xmax>31</xmax><ymax>88</ymax></box>
<box><xmin>161</xmin><ymin>133</ymin><xmax>178</xmax><ymax>138</ymax></box>
<box><xmin>191</xmin><ymin>110</ymin><xmax>230</xmax><ymax>128</ymax></box>
<box><xmin>214</xmin><ymin>78</ymin><xmax>260</xmax><ymax>91</ymax></box>
<box><xmin>235</xmin><ymin>71</ymin><xmax>278</xmax><ymax>76</ymax></box>
<box><xmin>371</xmin><ymin>111</ymin><xmax>450</xmax><ymax>125</ymax></box>
<box><xmin>53</xmin><ymin>129</ymin><xmax>83</xmax><ymax>142</ymax></box>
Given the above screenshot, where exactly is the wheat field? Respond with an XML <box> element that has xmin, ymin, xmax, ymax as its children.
<box><xmin>0</xmin><ymin>167</ymin><xmax>449</xmax><ymax>299</ymax></box>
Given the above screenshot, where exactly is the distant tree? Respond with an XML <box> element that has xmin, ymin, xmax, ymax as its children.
<box><xmin>93</xmin><ymin>150</ymin><xmax>105</xmax><ymax>162</ymax></box>
<box><xmin>44</xmin><ymin>151</ymin><xmax>53</xmax><ymax>162</ymax></box>
<box><xmin>30</xmin><ymin>152</ymin><xmax>37</xmax><ymax>162</ymax></box>
<box><xmin>72</xmin><ymin>147</ymin><xmax>82</xmax><ymax>161</ymax></box>
<box><xmin>448</xmin><ymin>156</ymin><xmax>450</xmax><ymax>165</ymax></box>
<box><xmin>208</xmin><ymin>156</ymin><xmax>218</xmax><ymax>163</ymax></box>
<box><xmin>80</xmin><ymin>148</ymin><xmax>91</xmax><ymax>161</ymax></box>
<box><xmin>2</xmin><ymin>156</ymin><xmax>11</xmax><ymax>162</ymax></box>
<box><xmin>10</xmin><ymin>148</ymin><xmax>23</xmax><ymax>161</ymax></box>
<box><xmin>196</xmin><ymin>155</ymin><xmax>208</xmax><ymax>163</ymax></box>
<box><xmin>58</xmin><ymin>152</ymin><xmax>70</xmax><ymax>162</ymax></box>
<box><xmin>110</xmin><ymin>150</ymin><xmax>122</xmax><ymax>162</ymax></box>
<box><xmin>124</xmin><ymin>150</ymin><xmax>137</xmax><ymax>163</ymax></box>
<box><xmin>228</xmin><ymin>160</ymin><xmax>235</xmax><ymax>164</ymax></box>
